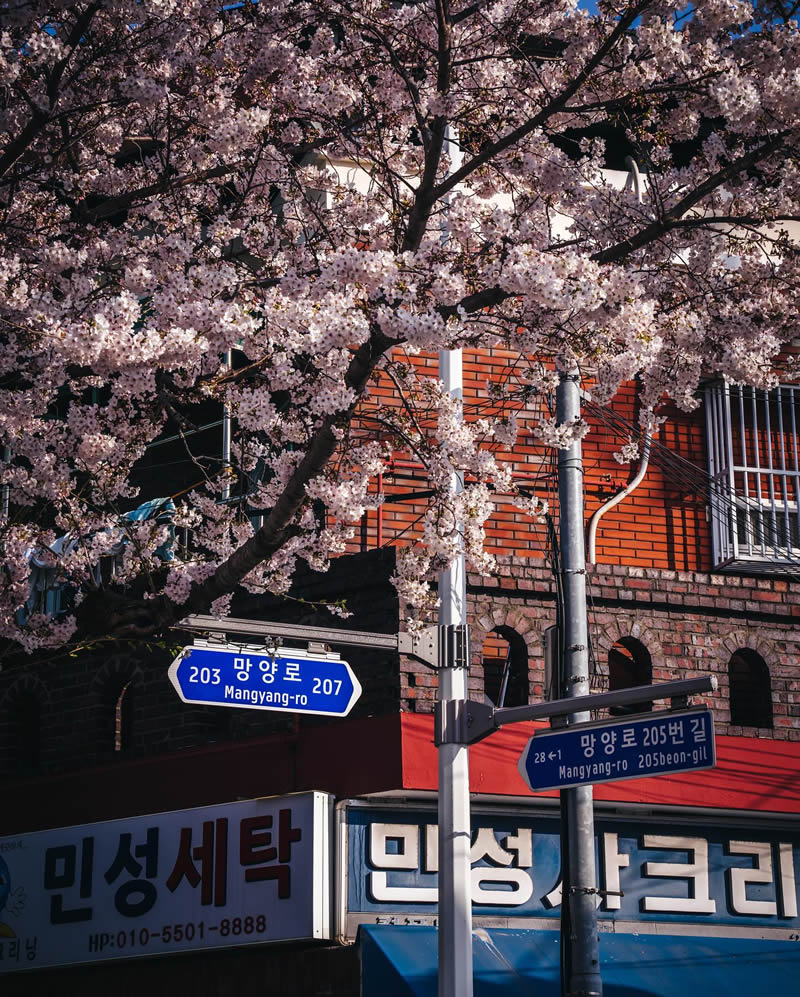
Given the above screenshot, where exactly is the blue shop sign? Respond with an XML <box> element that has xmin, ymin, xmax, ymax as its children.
<box><xmin>341</xmin><ymin>803</ymin><xmax>800</xmax><ymax>940</ymax></box>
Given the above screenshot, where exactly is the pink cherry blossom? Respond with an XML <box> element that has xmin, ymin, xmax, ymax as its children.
<box><xmin>2</xmin><ymin>0</ymin><xmax>799</xmax><ymax>647</ymax></box>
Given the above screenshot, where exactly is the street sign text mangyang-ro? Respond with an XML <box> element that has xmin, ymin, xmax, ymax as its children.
<box><xmin>169</xmin><ymin>643</ymin><xmax>362</xmax><ymax>717</ymax></box>
<box><xmin>518</xmin><ymin>708</ymin><xmax>715</xmax><ymax>792</ymax></box>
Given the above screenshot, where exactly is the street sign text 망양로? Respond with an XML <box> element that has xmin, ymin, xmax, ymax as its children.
<box><xmin>518</xmin><ymin>709</ymin><xmax>715</xmax><ymax>792</ymax></box>
<box><xmin>169</xmin><ymin>643</ymin><xmax>362</xmax><ymax>717</ymax></box>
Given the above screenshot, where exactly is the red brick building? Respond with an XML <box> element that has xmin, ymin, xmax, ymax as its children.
<box><xmin>1</xmin><ymin>361</ymin><xmax>799</xmax><ymax>995</ymax></box>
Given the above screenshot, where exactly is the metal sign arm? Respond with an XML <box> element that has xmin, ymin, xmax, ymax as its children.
<box><xmin>436</xmin><ymin>675</ymin><xmax>718</xmax><ymax>746</ymax></box>
<box><xmin>178</xmin><ymin>614</ymin><xmax>439</xmax><ymax>667</ymax></box>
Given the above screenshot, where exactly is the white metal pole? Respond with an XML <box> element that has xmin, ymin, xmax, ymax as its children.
<box><xmin>437</xmin><ymin>121</ymin><xmax>472</xmax><ymax>997</ymax></box>
<box><xmin>437</xmin><ymin>347</ymin><xmax>472</xmax><ymax>997</ymax></box>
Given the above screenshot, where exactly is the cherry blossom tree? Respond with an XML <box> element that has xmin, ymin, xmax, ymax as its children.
<box><xmin>2</xmin><ymin>0</ymin><xmax>800</xmax><ymax>651</ymax></box>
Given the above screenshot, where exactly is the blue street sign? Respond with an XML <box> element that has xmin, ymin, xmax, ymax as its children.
<box><xmin>168</xmin><ymin>643</ymin><xmax>362</xmax><ymax>717</ymax></box>
<box><xmin>518</xmin><ymin>708</ymin><xmax>715</xmax><ymax>792</ymax></box>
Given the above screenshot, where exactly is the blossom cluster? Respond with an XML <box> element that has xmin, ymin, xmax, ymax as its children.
<box><xmin>2</xmin><ymin>0</ymin><xmax>800</xmax><ymax>646</ymax></box>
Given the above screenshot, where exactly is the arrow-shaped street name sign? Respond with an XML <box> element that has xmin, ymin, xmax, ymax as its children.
<box><xmin>169</xmin><ymin>643</ymin><xmax>362</xmax><ymax>717</ymax></box>
<box><xmin>518</xmin><ymin>708</ymin><xmax>715</xmax><ymax>792</ymax></box>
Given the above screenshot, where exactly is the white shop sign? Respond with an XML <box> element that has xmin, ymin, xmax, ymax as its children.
<box><xmin>0</xmin><ymin>792</ymin><xmax>332</xmax><ymax>972</ymax></box>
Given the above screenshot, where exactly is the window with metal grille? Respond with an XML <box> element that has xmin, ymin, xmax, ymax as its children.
<box><xmin>705</xmin><ymin>382</ymin><xmax>800</xmax><ymax>571</ymax></box>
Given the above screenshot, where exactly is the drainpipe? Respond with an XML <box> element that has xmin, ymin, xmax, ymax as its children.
<box><xmin>623</xmin><ymin>155</ymin><xmax>643</xmax><ymax>203</ymax></box>
<box><xmin>221</xmin><ymin>350</ymin><xmax>232</xmax><ymax>503</ymax></box>
<box><xmin>586</xmin><ymin>433</ymin><xmax>652</xmax><ymax>564</ymax></box>
<box><xmin>587</xmin><ymin>158</ymin><xmax>649</xmax><ymax>565</ymax></box>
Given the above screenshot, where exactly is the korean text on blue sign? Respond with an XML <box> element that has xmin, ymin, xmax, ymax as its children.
<box><xmin>342</xmin><ymin>803</ymin><xmax>800</xmax><ymax>941</ymax></box>
<box><xmin>518</xmin><ymin>708</ymin><xmax>715</xmax><ymax>792</ymax></box>
<box><xmin>169</xmin><ymin>644</ymin><xmax>361</xmax><ymax>717</ymax></box>
<box><xmin>0</xmin><ymin>793</ymin><xmax>331</xmax><ymax>973</ymax></box>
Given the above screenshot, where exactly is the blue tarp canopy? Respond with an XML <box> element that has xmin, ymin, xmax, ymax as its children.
<box><xmin>359</xmin><ymin>924</ymin><xmax>800</xmax><ymax>997</ymax></box>
<box><xmin>21</xmin><ymin>497</ymin><xmax>176</xmax><ymax>621</ymax></box>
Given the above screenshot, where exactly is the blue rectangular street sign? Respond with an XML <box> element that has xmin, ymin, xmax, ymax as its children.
<box><xmin>169</xmin><ymin>643</ymin><xmax>362</xmax><ymax>717</ymax></box>
<box><xmin>518</xmin><ymin>708</ymin><xmax>715</xmax><ymax>792</ymax></box>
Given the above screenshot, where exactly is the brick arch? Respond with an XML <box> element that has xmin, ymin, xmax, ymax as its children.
<box><xmin>472</xmin><ymin>608</ymin><xmax>543</xmax><ymax>704</ymax></box>
<box><xmin>0</xmin><ymin>673</ymin><xmax>51</xmax><ymax>711</ymax></box>
<box><xmin>91</xmin><ymin>653</ymin><xmax>144</xmax><ymax>694</ymax></box>
<box><xmin>717</xmin><ymin>631</ymin><xmax>776</xmax><ymax>729</ymax></box>
<box><xmin>90</xmin><ymin>653</ymin><xmax>144</xmax><ymax>755</ymax></box>
<box><xmin>473</xmin><ymin>607</ymin><xmax>541</xmax><ymax>658</ymax></box>
<box><xmin>592</xmin><ymin>618</ymin><xmax>666</xmax><ymax>678</ymax></box>
<box><xmin>718</xmin><ymin>629</ymin><xmax>776</xmax><ymax>667</ymax></box>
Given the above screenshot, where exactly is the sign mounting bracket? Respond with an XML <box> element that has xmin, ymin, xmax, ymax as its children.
<box><xmin>436</xmin><ymin>675</ymin><xmax>717</xmax><ymax>746</ymax></box>
<box><xmin>179</xmin><ymin>614</ymin><xmax>439</xmax><ymax>668</ymax></box>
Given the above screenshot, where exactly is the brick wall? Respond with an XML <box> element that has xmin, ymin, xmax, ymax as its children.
<box><xmin>4</xmin><ymin>549</ymin><xmax>798</xmax><ymax>787</ymax></box>
<box><xmin>4</xmin><ymin>351</ymin><xmax>799</xmax><ymax>780</ymax></box>
<box><xmin>461</xmin><ymin>556</ymin><xmax>800</xmax><ymax>740</ymax></box>
<box><xmin>0</xmin><ymin>548</ymin><xmax>401</xmax><ymax>782</ymax></box>
<box><xmin>351</xmin><ymin>351</ymin><xmax>713</xmax><ymax>574</ymax></box>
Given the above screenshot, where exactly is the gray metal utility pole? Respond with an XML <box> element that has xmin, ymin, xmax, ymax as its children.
<box><xmin>557</xmin><ymin>367</ymin><xmax>603</xmax><ymax>997</ymax></box>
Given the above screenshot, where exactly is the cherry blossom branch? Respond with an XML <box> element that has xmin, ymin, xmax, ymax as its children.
<box><xmin>400</xmin><ymin>0</ymin><xmax>453</xmax><ymax>252</ymax></box>
<box><xmin>5</xmin><ymin>0</ymin><xmax>800</xmax><ymax>649</ymax></box>
<box><xmin>77</xmin><ymin>327</ymin><xmax>399</xmax><ymax>636</ymax></box>
<box><xmin>431</xmin><ymin>0</ymin><xmax>656</xmax><ymax>202</ymax></box>
<box><xmin>0</xmin><ymin>3</ymin><xmax>102</xmax><ymax>180</ymax></box>
<box><xmin>593</xmin><ymin>134</ymin><xmax>788</xmax><ymax>265</ymax></box>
